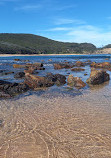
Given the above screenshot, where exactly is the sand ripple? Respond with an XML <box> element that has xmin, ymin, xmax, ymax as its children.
<box><xmin>0</xmin><ymin>91</ymin><xmax>111</xmax><ymax>158</ymax></box>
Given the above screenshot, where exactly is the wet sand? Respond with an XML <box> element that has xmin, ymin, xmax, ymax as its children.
<box><xmin>0</xmin><ymin>54</ymin><xmax>88</xmax><ymax>57</ymax></box>
<box><xmin>0</xmin><ymin>89</ymin><xmax>111</xmax><ymax>158</ymax></box>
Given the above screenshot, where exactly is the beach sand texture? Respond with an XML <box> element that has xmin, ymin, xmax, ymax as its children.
<box><xmin>0</xmin><ymin>88</ymin><xmax>111</xmax><ymax>158</ymax></box>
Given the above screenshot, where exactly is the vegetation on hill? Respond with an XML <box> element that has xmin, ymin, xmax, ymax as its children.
<box><xmin>0</xmin><ymin>33</ymin><xmax>97</xmax><ymax>54</ymax></box>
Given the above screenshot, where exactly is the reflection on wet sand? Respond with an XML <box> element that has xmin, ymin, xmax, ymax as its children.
<box><xmin>0</xmin><ymin>90</ymin><xmax>111</xmax><ymax>158</ymax></box>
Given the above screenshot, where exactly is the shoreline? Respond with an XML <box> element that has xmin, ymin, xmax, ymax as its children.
<box><xmin>0</xmin><ymin>53</ymin><xmax>110</xmax><ymax>57</ymax></box>
<box><xmin>0</xmin><ymin>53</ymin><xmax>89</xmax><ymax>57</ymax></box>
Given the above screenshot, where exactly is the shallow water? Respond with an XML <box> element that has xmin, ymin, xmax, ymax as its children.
<box><xmin>0</xmin><ymin>54</ymin><xmax>111</xmax><ymax>97</ymax></box>
<box><xmin>0</xmin><ymin>54</ymin><xmax>111</xmax><ymax>158</ymax></box>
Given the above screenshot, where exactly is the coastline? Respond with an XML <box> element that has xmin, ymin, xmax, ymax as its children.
<box><xmin>0</xmin><ymin>53</ymin><xmax>110</xmax><ymax>57</ymax></box>
<box><xmin>0</xmin><ymin>53</ymin><xmax>91</xmax><ymax>57</ymax></box>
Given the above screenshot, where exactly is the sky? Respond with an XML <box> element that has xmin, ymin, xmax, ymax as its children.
<box><xmin>1</xmin><ymin>0</ymin><xmax>111</xmax><ymax>47</ymax></box>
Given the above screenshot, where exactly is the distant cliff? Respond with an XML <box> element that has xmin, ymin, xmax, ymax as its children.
<box><xmin>0</xmin><ymin>33</ymin><xmax>97</xmax><ymax>54</ymax></box>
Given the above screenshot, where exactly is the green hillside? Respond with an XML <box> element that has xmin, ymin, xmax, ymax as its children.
<box><xmin>0</xmin><ymin>33</ymin><xmax>97</xmax><ymax>54</ymax></box>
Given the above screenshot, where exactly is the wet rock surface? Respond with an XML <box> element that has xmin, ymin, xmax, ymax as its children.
<box><xmin>0</xmin><ymin>80</ymin><xmax>29</xmax><ymax>97</ymax></box>
<box><xmin>14</xmin><ymin>72</ymin><xmax>25</xmax><ymax>78</ymax></box>
<box><xmin>54</xmin><ymin>63</ymin><xmax>73</xmax><ymax>69</ymax></box>
<box><xmin>86</xmin><ymin>69</ymin><xmax>110</xmax><ymax>85</ymax></box>
<box><xmin>67</xmin><ymin>75</ymin><xmax>86</xmax><ymax>89</ymax></box>
<box><xmin>71</xmin><ymin>68</ymin><xmax>85</xmax><ymax>71</ymax></box>
<box><xmin>25</xmin><ymin>73</ymin><xmax>66</xmax><ymax>89</ymax></box>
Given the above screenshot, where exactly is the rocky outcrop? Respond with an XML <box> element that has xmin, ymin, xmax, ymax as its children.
<box><xmin>14</xmin><ymin>59</ymin><xmax>29</xmax><ymax>62</ymax></box>
<box><xmin>86</xmin><ymin>69</ymin><xmax>110</xmax><ymax>85</ymax></box>
<box><xmin>75</xmin><ymin>61</ymin><xmax>85</xmax><ymax>67</ymax></box>
<box><xmin>0</xmin><ymin>80</ymin><xmax>29</xmax><ymax>97</ymax></box>
<box><xmin>90</xmin><ymin>62</ymin><xmax>111</xmax><ymax>69</ymax></box>
<box><xmin>67</xmin><ymin>75</ymin><xmax>86</xmax><ymax>89</ymax></box>
<box><xmin>54</xmin><ymin>63</ymin><xmax>73</xmax><ymax>69</ymax></box>
<box><xmin>24</xmin><ymin>73</ymin><xmax>54</xmax><ymax>89</ymax></box>
<box><xmin>13</xmin><ymin>64</ymin><xmax>26</xmax><ymax>68</ymax></box>
<box><xmin>0</xmin><ymin>71</ymin><xmax>14</xmax><ymax>76</ymax></box>
<box><xmin>25</xmin><ymin>73</ymin><xmax>66</xmax><ymax>89</ymax></box>
<box><xmin>71</xmin><ymin>68</ymin><xmax>85</xmax><ymax>72</ymax></box>
<box><xmin>45</xmin><ymin>73</ymin><xmax>66</xmax><ymax>86</ymax></box>
<box><xmin>14</xmin><ymin>72</ymin><xmax>25</xmax><ymax>79</ymax></box>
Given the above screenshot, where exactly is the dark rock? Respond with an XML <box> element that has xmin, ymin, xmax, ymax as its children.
<box><xmin>0</xmin><ymin>80</ymin><xmax>29</xmax><ymax>97</ymax></box>
<box><xmin>45</xmin><ymin>73</ymin><xmax>66</xmax><ymax>86</ymax></box>
<box><xmin>14</xmin><ymin>72</ymin><xmax>25</xmax><ymax>78</ymax></box>
<box><xmin>0</xmin><ymin>119</ymin><xmax>3</xmax><ymax>127</ymax></box>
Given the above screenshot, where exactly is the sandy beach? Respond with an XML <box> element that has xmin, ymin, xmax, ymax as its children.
<box><xmin>0</xmin><ymin>54</ymin><xmax>89</xmax><ymax>57</ymax></box>
<box><xmin>0</xmin><ymin>88</ymin><xmax>111</xmax><ymax>158</ymax></box>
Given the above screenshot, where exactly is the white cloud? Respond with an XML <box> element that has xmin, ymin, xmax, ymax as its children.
<box><xmin>66</xmin><ymin>25</ymin><xmax>111</xmax><ymax>47</ymax></box>
<box><xmin>54</xmin><ymin>18</ymin><xmax>85</xmax><ymax>25</ymax></box>
<box><xmin>15</xmin><ymin>4</ymin><xmax>42</xmax><ymax>11</ymax></box>
<box><xmin>48</xmin><ymin>27</ymin><xmax>73</xmax><ymax>31</ymax></box>
<box><xmin>46</xmin><ymin>25</ymin><xmax>111</xmax><ymax>47</ymax></box>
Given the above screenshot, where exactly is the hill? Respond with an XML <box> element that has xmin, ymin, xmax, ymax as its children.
<box><xmin>0</xmin><ymin>33</ymin><xmax>97</xmax><ymax>54</ymax></box>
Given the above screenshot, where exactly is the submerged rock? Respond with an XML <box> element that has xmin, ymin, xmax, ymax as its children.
<box><xmin>54</xmin><ymin>63</ymin><xmax>73</xmax><ymax>69</ymax></box>
<box><xmin>13</xmin><ymin>64</ymin><xmax>26</xmax><ymax>68</ymax></box>
<box><xmin>67</xmin><ymin>75</ymin><xmax>86</xmax><ymax>89</ymax></box>
<box><xmin>14</xmin><ymin>59</ymin><xmax>29</xmax><ymax>62</ymax></box>
<box><xmin>14</xmin><ymin>72</ymin><xmax>25</xmax><ymax>78</ymax></box>
<box><xmin>75</xmin><ymin>61</ymin><xmax>85</xmax><ymax>67</ymax></box>
<box><xmin>90</xmin><ymin>62</ymin><xmax>111</xmax><ymax>69</ymax></box>
<box><xmin>86</xmin><ymin>69</ymin><xmax>110</xmax><ymax>85</ymax></box>
<box><xmin>71</xmin><ymin>68</ymin><xmax>85</xmax><ymax>72</ymax></box>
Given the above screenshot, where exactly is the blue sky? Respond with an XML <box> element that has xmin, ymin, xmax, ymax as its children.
<box><xmin>1</xmin><ymin>0</ymin><xmax>111</xmax><ymax>47</ymax></box>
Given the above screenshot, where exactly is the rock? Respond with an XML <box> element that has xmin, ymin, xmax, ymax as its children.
<box><xmin>86</xmin><ymin>69</ymin><xmax>110</xmax><ymax>85</ymax></box>
<box><xmin>0</xmin><ymin>91</ymin><xmax>11</xmax><ymax>98</ymax></box>
<box><xmin>0</xmin><ymin>80</ymin><xmax>29</xmax><ymax>97</ymax></box>
<box><xmin>90</xmin><ymin>62</ymin><xmax>111</xmax><ymax>69</ymax></box>
<box><xmin>25</xmin><ymin>73</ymin><xmax>54</xmax><ymax>89</ymax></box>
<box><xmin>48</xmin><ymin>59</ymin><xmax>52</xmax><ymax>61</ymax></box>
<box><xmin>45</xmin><ymin>73</ymin><xmax>66</xmax><ymax>86</ymax></box>
<box><xmin>54</xmin><ymin>63</ymin><xmax>73</xmax><ymax>69</ymax></box>
<box><xmin>71</xmin><ymin>68</ymin><xmax>85</xmax><ymax>72</ymax></box>
<box><xmin>14</xmin><ymin>59</ymin><xmax>29</xmax><ymax>62</ymax></box>
<box><xmin>14</xmin><ymin>72</ymin><xmax>25</xmax><ymax>78</ymax></box>
<box><xmin>75</xmin><ymin>61</ymin><xmax>84</xmax><ymax>67</ymax></box>
<box><xmin>26</xmin><ymin>63</ymin><xmax>45</xmax><ymax>71</ymax></box>
<box><xmin>14</xmin><ymin>59</ymin><xmax>21</xmax><ymax>61</ymax></box>
<box><xmin>55</xmin><ymin>74</ymin><xmax>66</xmax><ymax>86</ymax></box>
<box><xmin>25</xmin><ymin>73</ymin><xmax>66</xmax><ymax>89</ymax></box>
<box><xmin>0</xmin><ymin>119</ymin><xmax>3</xmax><ymax>127</ymax></box>
<box><xmin>26</xmin><ymin>62</ymin><xmax>43</xmax><ymax>68</ymax></box>
<box><xmin>24</xmin><ymin>67</ymin><xmax>35</xmax><ymax>74</ymax></box>
<box><xmin>13</xmin><ymin>64</ymin><xmax>26</xmax><ymax>68</ymax></box>
<box><xmin>0</xmin><ymin>71</ymin><xmax>14</xmax><ymax>76</ymax></box>
<box><xmin>105</xmin><ymin>58</ymin><xmax>109</xmax><ymax>60</ymax></box>
<box><xmin>67</xmin><ymin>75</ymin><xmax>86</xmax><ymax>89</ymax></box>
